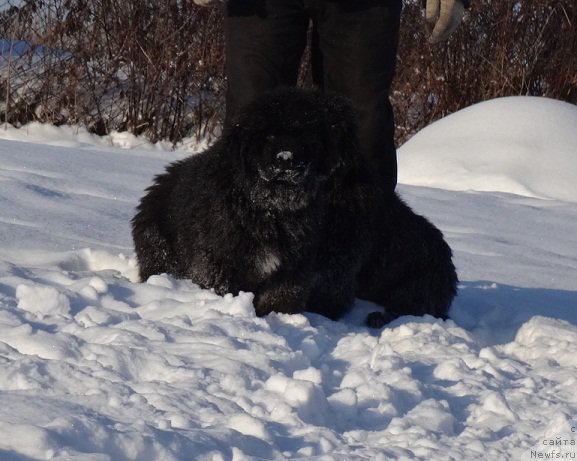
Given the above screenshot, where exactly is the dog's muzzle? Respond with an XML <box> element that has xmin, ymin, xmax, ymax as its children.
<box><xmin>259</xmin><ymin>150</ymin><xmax>310</xmax><ymax>184</ymax></box>
<box><xmin>260</xmin><ymin>166</ymin><xmax>310</xmax><ymax>184</ymax></box>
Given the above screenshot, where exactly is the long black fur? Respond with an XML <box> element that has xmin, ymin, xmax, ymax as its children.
<box><xmin>132</xmin><ymin>87</ymin><xmax>458</xmax><ymax>325</ymax></box>
<box><xmin>132</xmin><ymin>88</ymin><xmax>370</xmax><ymax>318</ymax></box>
<box><xmin>357</xmin><ymin>192</ymin><xmax>458</xmax><ymax>327</ymax></box>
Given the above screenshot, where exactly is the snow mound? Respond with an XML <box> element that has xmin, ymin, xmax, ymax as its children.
<box><xmin>3</xmin><ymin>251</ymin><xmax>577</xmax><ymax>460</ymax></box>
<box><xmin>398</xmin><ymin>96</ymin><xmax>577</xmax><ymax>203</ymax></box>
<box><xmin>1</xmin><ymin>97</ymin><xmax>577</xmax><ymax>460</ymax></box>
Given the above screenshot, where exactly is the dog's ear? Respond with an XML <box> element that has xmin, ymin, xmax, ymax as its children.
<box><xmin>224</xmin><ymin>120</ymin><xmax>269</xmax><ymax>183</ymax></box>
<box><xmin>321</xmin><ymin>93</ymin><xmax>363</xmax><ymax>177</ymax></box>
<box><xmin>221</xmin><ymin>122</ymin><xmax>250</xmax><ymax>177</ymax></box>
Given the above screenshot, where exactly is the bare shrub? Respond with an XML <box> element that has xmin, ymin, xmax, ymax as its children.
<box><xmin>394</xmin><ymin>0</ymin><xmax>577</xmax><ymax>143</ymax></box>
<box><xmin>1</xmin><ymin>0</ymin><xmax>576</xmax><ymax>145</ymax></box>
<box><xmin>1</xmin><ymin>0</ymin><xmax>225</xmax><ymax>143</ymax></box>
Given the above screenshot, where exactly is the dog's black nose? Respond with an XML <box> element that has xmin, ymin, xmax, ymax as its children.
<box><xmin>275</xmin><ymin>150</ymin><xmax>300</xmax><ymax>171</ymax></box>
<box><xmin>274</xmin><ymin>150</ymin><xmax>307</xmax><ymax>170</ymax></box>
<box><xmin>276</xmin><ymin>150</ymin><xmax>294</xmax><ymax>162</ymax></box>
<box><xmin>265</xmin><ymin>151</ymin><xmax>309</xmax><ymax>184</ymax></box>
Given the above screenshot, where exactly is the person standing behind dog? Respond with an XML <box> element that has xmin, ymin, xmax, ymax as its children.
<box><xmin>192</xmin><ymin>0</ymin><xmax>469</xmax><ymax>192</ymax></box>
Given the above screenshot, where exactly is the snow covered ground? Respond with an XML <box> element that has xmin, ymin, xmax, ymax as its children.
<box><xmin>0</xmin><ymin>96</ymin><xmax>576</xmax><ymax>461</ymax></box>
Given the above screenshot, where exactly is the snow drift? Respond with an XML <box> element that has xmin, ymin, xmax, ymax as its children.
<box><xmin>399</xmin><ymin>96</ymin><xmax>577</xmax><ymax>203</ymax></box>
<box><xmin>0</xmin><ymin>97</ymin><xmax>576</xmax><ymax>460</ymax></box>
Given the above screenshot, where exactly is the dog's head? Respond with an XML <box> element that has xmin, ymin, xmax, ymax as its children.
<box><xmin>226</xmin><ymin>88</ymin><xmax>361</xmax><ymax>210</ymax></box>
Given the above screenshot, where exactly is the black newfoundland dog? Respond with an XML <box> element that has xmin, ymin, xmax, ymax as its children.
<box><xmin>132</xmin><ymin>88</ymin><xmax>457</xmax><ymax>326</ymax></box>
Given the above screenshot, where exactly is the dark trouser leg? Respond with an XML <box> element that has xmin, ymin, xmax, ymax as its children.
<box><xmin>313</xmin><ymin>0</ymin><xmax>402</xmax><ymax>192</ymax></box>
<box><xmin>224</xmin><ymin>0</ymin><xmax>309</xmax><ymax>129</ymax></box>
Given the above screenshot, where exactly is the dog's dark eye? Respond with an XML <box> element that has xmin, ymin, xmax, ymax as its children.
<box><xmin>266</xmin><ymin>134</ymin><xmax>276</xmax><ymax>142</ymax></box>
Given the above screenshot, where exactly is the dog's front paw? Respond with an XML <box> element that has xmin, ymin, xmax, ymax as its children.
<box><xmin>253</xmin><ymin>289</ymin><xmax>306</xmax><ymax>317</ymax></box>
<box><xmin>365</xmin><ymin>310</ymin><xmax>398</xmax><ymax>329</ymax></box>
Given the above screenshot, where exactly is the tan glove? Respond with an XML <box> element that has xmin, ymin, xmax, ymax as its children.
<box><xmin>192</xmin><ymin>0</ymin><xmax>225</xmax><ymax>6</ymax></box>
<box><xmin>426</xmin><ymin>0</ymin><xmax>467</xmax><ymax>44</ymax></box>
